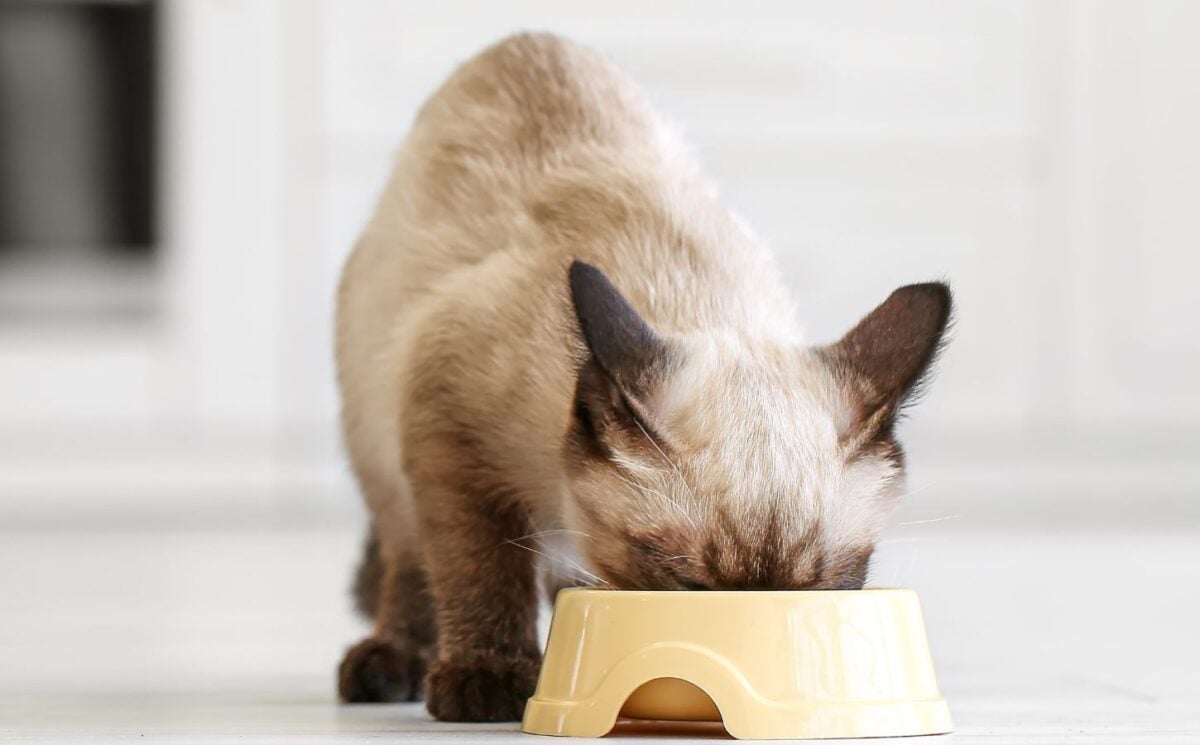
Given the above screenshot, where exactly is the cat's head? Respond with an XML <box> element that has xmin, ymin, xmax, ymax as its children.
<box><xmin>561</xmin><ymin>260</ymin><xmax>952</xmax><ymax>590</ymax></box>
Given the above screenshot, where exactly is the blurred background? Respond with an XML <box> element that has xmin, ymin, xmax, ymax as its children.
<box><xmin>1</xmin><ymin>1</ymin><xmax>1197</xmax><ymax>741</ymax></box>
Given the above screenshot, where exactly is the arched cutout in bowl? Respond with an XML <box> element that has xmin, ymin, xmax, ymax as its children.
<box><xmin>619</xmin><ymin>677</ymin><xmax>723</xmax><ymax>722</ymax></box>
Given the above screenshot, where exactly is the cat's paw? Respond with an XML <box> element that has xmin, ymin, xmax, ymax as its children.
<box><xmin>425</xmin><ymin>654</ymin><xmax>540</xmax><ymax>722</ymax></box>
<box><xmin>338</xmin><ymin>636</ymin><xmax>427</xmax><ymax>703</ymax></box>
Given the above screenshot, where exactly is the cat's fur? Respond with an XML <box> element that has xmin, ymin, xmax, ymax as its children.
<box><xmin>334</xmin><ymin>32</ymin><xmax>952</xmax><ymax>721</ymax></box>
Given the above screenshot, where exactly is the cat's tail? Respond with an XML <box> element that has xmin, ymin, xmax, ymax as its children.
<box><xmin>351</xmin><ymin>526</ymin><xmax>382</xmax><ymax>620</ymax></box>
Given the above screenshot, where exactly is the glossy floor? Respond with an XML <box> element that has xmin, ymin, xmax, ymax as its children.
<box><xmin>1</xmin><ymin>527</ymin><xmax>1197</xmax><ymax>743</ymax></box>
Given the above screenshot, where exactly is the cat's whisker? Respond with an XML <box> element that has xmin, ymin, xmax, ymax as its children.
<box><xmin>610</xmin><ymin>470</ymin><xmax>697</xmax><ymax>529</ymax></box>
<box><xmin>566</xmin><ymin>564</ymin><xmax>611</xmax><ymax>588</ymax></box>
<box><xmin>875</xmin><ymin>537</ymin><xmax>937</xmax><ymax>546</ymax></box>
<box><xmin>897</xmin><ymin>514</ymin><xmax>959</xmax><ymax>527</ymax></box>
<box><xmin>504</xmin><ymin>528</ymin><xmax>592</xmax><ymax>545</ymax></box>
<box><xmin>616</xmin><ymin>458</ymin><xmax>659</xmax><ymax>477</ymax></box>
<box><xmin>503</xmin><ymin>538</ymin><xmax>612</xmax><ymax>588</ymax></box>
<box><xmin>624</xmin><ymin>478</ymin><xmax>689</xmax><ymax>524</ymax></box>
<box><xmin>557</xmin><ymin>558</ymin><xmax>611</xmax><ymax>588</ymax></box>
<box><xmin>893</xmin><ymin>480</ymin><xmax>938</xmax><ymax>503</ymax></box>
<box><xmin>632</xmin><ymin>418</ymin><xmax>700</xmax><ymax>509</ymax></box>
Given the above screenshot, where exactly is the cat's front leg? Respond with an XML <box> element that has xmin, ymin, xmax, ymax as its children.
<box><xmin>415</xmin><ymin>479</ymin><xmax>542</xmax><ymax>722</ymax></box>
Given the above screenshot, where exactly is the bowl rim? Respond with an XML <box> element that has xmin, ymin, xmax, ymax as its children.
<box><xmin>555</xmin><ymin>586</ymin><xmax>914</xmax><ymax>599</ymax></box>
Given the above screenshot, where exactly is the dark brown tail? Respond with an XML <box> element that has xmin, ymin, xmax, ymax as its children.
<box><xmin>352</xmin><ymin>526</ymin><xmax>382</xmax><ymax>620</ymax></box>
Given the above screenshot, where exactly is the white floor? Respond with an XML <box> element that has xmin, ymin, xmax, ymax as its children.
<box><xmin>1</xmin><ymin>526</ymin><xmax>1197</xmax><ymax>743</ymax></box>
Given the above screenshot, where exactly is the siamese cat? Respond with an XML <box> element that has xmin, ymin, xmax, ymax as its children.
<box><xmin>335</xmin><ymin>32</ymin><xmax>952</xmax><ymax>722</ymax></box>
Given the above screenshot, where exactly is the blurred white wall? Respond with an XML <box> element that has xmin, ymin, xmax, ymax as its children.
<box><xmin>2</xmin><ymin>0</ymin><xmax>1197</xmax><ymax>529</ymax></box>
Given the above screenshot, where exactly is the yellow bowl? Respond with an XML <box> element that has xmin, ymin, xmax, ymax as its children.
<box><xmin>522</xmin><ymin>588</ymin><xmax>952</xmax><ymax>740</ymax></box>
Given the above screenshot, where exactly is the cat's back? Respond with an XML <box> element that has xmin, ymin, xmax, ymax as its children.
<box><xmin>417</xmin><ymin>32</ymin><xmax>663</xmax><ymax>171</ymax></box>
<box><xmin>339</xmin><ymin>33</ymin><xmax>670</xmax><ymax>334</ymax></box>
<box><xmin>335</xmin><ymin>34</ymin><xmax>672</xmax><ymax>487</ymax></box>
<box><xmin>386</xmin><ymin>32</ymin><xmax>669</xmax><ymax>270</ymax></box>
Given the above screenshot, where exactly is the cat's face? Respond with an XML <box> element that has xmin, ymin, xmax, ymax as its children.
<box><xmin>561</xmin><ymin>261</ymin><xmax>951</xmax><ymax>591</ymax></box>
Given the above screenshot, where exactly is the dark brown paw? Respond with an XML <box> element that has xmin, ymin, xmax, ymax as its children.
<box><xmin>426</xmin><ymin>655</ymin><xmax>540</xmax><ymax>722</ymax></box>
<box><xmin>338</xmin><ymin>636</ymin><xmax>427</xmax><ymax>703</ymax></box>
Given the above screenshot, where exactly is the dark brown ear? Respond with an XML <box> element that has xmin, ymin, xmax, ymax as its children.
<box><xmin>567</xmin><ymin>261</ymin><xmax>673</xmax><ymax>456</ymax></box>
<box><xmin>823</xmin><ymin>283</ymin><xmax>953</xmax><ymax>433</ymax></box>
<box><xmin>569</xmin><ymin>260</ymin><xmax>670</xmax><ymax>396</ymax></box>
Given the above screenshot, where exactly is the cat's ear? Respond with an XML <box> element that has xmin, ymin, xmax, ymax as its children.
<box><xmin>822</xmin><ymin>283</ymin><xmax>953</xmax><ymax>438</ymax></box>
<box><xmin>568</xmin><ymin>260</ymin><xmax>672</xmax><ymax>456</ymax></box>
<box><xmin>569</xmin><ymin>260</ymin><xmax>670</xmax><ymax>396</ymax></box>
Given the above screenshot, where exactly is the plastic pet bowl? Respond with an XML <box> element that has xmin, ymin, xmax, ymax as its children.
<box><xmin>521</xmin><ymin>588</ymin><xmax>952</xmax><ymax>739</ymax></box>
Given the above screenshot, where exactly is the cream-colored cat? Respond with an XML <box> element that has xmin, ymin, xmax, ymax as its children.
<box><xmin>335</xmin><ymin>32</ymin><xmax>952</xmax><ymax>722</ymax></box>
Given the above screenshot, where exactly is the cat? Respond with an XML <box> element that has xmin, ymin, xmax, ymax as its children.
<box><xmin>334</xmin><ymin>32</ymin><xmax>952</xmax><ymax>722</ymax></box>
